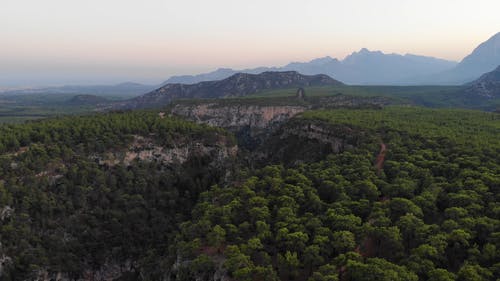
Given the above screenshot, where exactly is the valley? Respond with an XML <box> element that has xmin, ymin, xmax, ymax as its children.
<box><xmin>0</xmin><ymin>98</ymin><xmax>498</xmax><ymax>280</ymax></box>
<box><xmin>0</xmin><ymin>83</ymin><xmax>497</xmax><ymax>125</ymax></box>
<box><xmin>0</xmin><ymin>28</ymin><xmax>499</xmax><ymax>281</ymax></box>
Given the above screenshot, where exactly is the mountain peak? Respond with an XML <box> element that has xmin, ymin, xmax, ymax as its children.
<box><xmin>346</xmin><ymin>48</ymin><xmax>385</xmax><ymax>59</ymax></box>
<box><xmin>359</xmin><ymin>48</ymin><xmax>370</xmax><ymax>53</ymax></box>
<box><xmin>214</xmin><ymin>67</ymin><xmax>234</xmax><ymax>72</ymax></box>
<box><xmin>437</xmin><ymin>31</ymin><xmax>500</xmax><ymax>84</ymax></box>
<box><xmin>309</xmin><ymin>56</ymin><xmax>337</xmax><ymax>64</ymax></box>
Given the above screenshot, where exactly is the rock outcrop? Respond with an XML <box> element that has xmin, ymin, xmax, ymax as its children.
<box><xmin>171</xmin><ymin>102</ymin><xmax>306</xmax><ymax>149</ymax></box>
<box><xmin>92</xmin><ymin>134</ymin><xmax>237</xmax><ymax>170</ymax></box>
<box><xmin>169</xmin><ymin>94</ymin><xmax>392</xmax><ymax>149</ymax></box>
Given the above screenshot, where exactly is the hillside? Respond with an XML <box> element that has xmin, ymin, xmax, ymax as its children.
<box><xmin>114</xmin><ymin>71</ymin><xmax>343</xmax><ymax>109</ymax></box>
<box><xmin>0</xmin><ymin>111</ymin><xmax>238</xmax><ymax>280</ymax></box>
<box><xmin>0</xmin><ymin>104</ymin><xmax>499</xmax><ymax>280</ymax></box>
<box><xmin>430</xmin><ymin>32</ymin><xmax>500</xmax><ymax>84</ymax></box>
<box><xmin>464</xmin><ymin>65</ymin><xmax>500</xmax><ymax>98</ymax></box>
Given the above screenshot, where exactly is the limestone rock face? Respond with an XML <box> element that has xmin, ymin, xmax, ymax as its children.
<box><xmin>169</xmin><ymin>94</ymin><xmax>392</xmax><ymax>150</ymax></box>
<box><xmin>171</xmin><ymin>102</ymin><xmax>308</xmax><ymax>149</ymax></box>
<box><xmin>169</xmin><ymin>96</ymin><xmax>381</xmax><ymax>164</ymax></box>
<box><xmin>91</xmin><ymin>134</ymin><xmax>238</xmax><ymax>169</ymax></box>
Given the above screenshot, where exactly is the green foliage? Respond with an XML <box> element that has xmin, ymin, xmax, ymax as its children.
<box><xmin>252</xmin><ymin>84</ymin><xmax>499</xmax><ymax>110</ymax></box>
<box><xmin>0</xmin><ymin>111</ymin><xmax>232</xmax><ymax>279</ymax></box>
<box><xmin>175</xmin><ymin>107</ymin><xmax>500</xmax><ymax>280</ymax></box>
<box><xmin>1</xmin><ymin>106</ymin><xmax>499</xmax><ymax>280</ymax></box>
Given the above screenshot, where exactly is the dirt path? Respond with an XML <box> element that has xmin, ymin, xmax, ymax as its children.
<box><xmin>375</xmin><ymin>143</ymin><xmax>387</xmax><ymax>173</ymax></box>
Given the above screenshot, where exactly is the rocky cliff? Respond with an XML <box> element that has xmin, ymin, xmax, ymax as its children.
<box><xmin>91</xmin><ymin>134</ymin><xmax>237</xmax><ymax>169</ymax></box>
<box><xmin>170</xmin><ymin>101</ymin><xmax>308</xmax><ymax>148</ymax></box>
<box><xmin>169</xmin><ymin>94</ymin><xmax>390</xmax><ymax>151</ymax></box>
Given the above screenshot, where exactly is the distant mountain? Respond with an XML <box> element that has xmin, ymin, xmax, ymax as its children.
<box><xmin>431</xmin><ymin>32</ymin><xmax>500</xmax><ymax>84</ymax></box>
<box><xmin>0</xmin><ymin>82</ymin><xmax>155</xmax><ymax>98</ymax></box>
<box><xmin>324</xmin><ymin>49</ymin><xmax>457</xmax><ymax>84</ymax></box>
<box><xmin>162</xmin><ymin>50</ymin><xmax>457</xmax><ymax>85</ymax></box>
<box><xmin>66</xmin><ymin>94</ymin><xmax>110</xmax><ymax>106</ymax></box>
<box><xmin>117</xmin><ymin>71</ymin><xmax>343</xmax><ymax>109</ymax></box>
<box><xmin>464</xmin><ymin>65</ymin><xmax>500</xmax><ymax>98</ymax></box>
<box><xmin>163</xmin><ymin>68</ymin><xmax>240</xmax><ymax>85</ymax></box>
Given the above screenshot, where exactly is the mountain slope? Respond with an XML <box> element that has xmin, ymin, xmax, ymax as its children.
<box><xmin>464</xmin><ymin>65</ymin><xmax>500</xmax><ymax>98</ymax></box>
<box><xmin>163</xmin><ymin>51</ymin><xmax>457</xmax><ymax>85</ymax></box>
<box><xmin>119</xmin><ymin>71</ymin><xmax>343</xmax><ymax>109</ymax></box>
<box><xmin>432</xmin><ymin>32</ymin><xmax>500</xmax><ymax>84</ymax></box>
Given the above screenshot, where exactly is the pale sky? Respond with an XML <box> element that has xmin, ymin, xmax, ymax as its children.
<box><xmin>1</xmin><ymin>0</ymin><xmax>499</xmax><ymax>87</ymax></box>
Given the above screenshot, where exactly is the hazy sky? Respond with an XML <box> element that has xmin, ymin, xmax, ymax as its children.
<box><xmin>1</xmin><ymin>0</ymin><xmax>499</xmax><ymax>86</ymax></box>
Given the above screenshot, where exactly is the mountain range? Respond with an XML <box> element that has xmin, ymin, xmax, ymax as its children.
<box><xmin>164</xmin><ymin>50</ymin><xmax>457</xmax><ymax>86</ymax></box>
<box><xmin>164</xmin><ymin>32</ymin><xmax>500</xmax><ymax>86</ymax></box>
<box><xmin>114</xmin><ymin>71</ymin><xmax>342</xmax><ymax>109</ymax></box>
<box><xmin>2</xmin><ymin>32</ymin><xmax>499</xmax><ymax>97</ymax></box>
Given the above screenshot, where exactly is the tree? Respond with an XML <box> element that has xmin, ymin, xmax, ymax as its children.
<box><xmin>331</xmin><ymin>231</ymin><xmax>356</xmax><ymax>254</ymax></box>
<box><xmin>207</xmin><ymin>225</ymin><xmax>226</xmax><ymax>249</ymax></box>
<box><xmin>346</xmin><ymin>258</ymin><xmax>418</xmax><ymax>281</ymax></box>
<box><xmin>303</xmin><ymin>245</ymin><xmax>324</xmax><ymax>274</ymax></box>
<box><xmin>457</xmin><ymin>263</ymin><xmax>493</xmax><ymax>281</ymax></box>
<box><xmin>389</xmin><ymin>198</ymin><xmax>423</xmax><ymax>221</ymax></box>
<box><xmin>308</xmin><ymin>264</ymin><xmax>339</xmax><ymax>281</ymax></box>
<box><xmin>278</xmin><ymin>251</ymin><xmax>300</xmax><ymax>280</ymax></box>
<box><xmin>427</xmin><ymin>268</ymin><xmax>456</xmax><ymax>281</ymax></box>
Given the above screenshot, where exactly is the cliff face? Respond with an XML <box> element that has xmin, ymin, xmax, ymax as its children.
<box><xmin>171</xmin><ymin>103</ymin><xmax>306</xmax><ymax>129</ymax></box>
<box><xmin>169</xmin><ymin>94</ymin><xmax>392</xmax><ymax>150</ymax></box>
<box><xmin>92</xmin><ymin>134</ymin><xmax>237</xmax><ymax>169</ymax></box>
<box><xmin>253</xmin><ymin>118</ymin><xmax>368</xmax><ymax>166</ymax></box>
<box><xmin>170</xmin><ymin>102</ymin><xmax>307</xmax><ymax>149</ymax></box>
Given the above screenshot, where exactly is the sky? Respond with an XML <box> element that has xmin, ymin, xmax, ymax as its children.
<box><xmin>1</xmin><ymin>0</ymin><xmax>499</xmax><ymax>87</ymax></box>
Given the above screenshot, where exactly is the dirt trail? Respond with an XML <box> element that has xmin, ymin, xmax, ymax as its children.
<box><xmin>375</xmin><ymin>143</ymin><xmax>387</xmax><ymax>173</ymax></box>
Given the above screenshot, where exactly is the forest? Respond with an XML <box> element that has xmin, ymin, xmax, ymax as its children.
<box><xmin>0</xmin><ymin>106</ymin><xmax>499</xmax><ymax>280</ymax></box>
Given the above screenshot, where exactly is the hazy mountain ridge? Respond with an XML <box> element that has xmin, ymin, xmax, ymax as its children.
<box><xmin>117</xmin><ymin>71</ymin><xmax>343</xmax><ymax>109</ymax></box>
<box><xmin>164</xmin><ymin>32</ymin><xmax>500</xmax><ymax>86</ymax></box>
<box><xmin>428</xmin><ymin>32</ymin><xmax>500</xmax><ymax>84</ymax></box>
<box><xmin>163</xmin><ymin>49</ymin><xmax>457</xmax><ymax>85</ymax></box>
<box><xmin>0</xmin><ymin>82</ymin><xmax>155</xmax><ymax>98</ymax></box>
